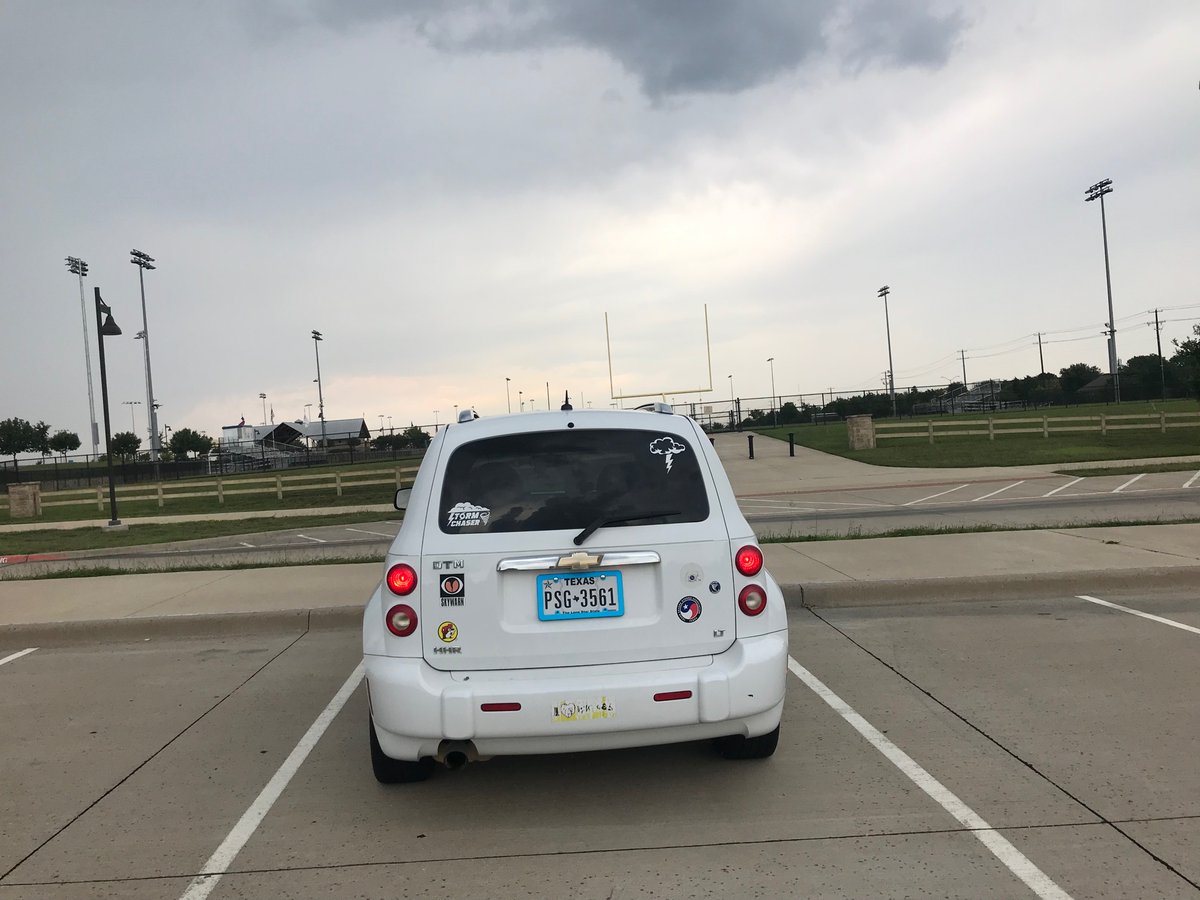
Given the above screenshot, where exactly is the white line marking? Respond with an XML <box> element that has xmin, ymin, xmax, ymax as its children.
<box><xmin>238</xmin><ymin>542</ymin><xmax>255</xmax><ymax>548</ymax></box>
<box><xmin>345</xmin><ymin>527</ymin><xmax>395</xmax><ymax>538</ymax></box>
<box><xmin>179</xmin><ymin>662</ymin><xmax>365</xmax><ymax>900</ymax></box>
<box><xmin>294</xmin><ymin>534</ymin><xmax>326</xmax><ymax>544</ymax></box>
<box><xmin>0</xmin><ymin>648</ymin><xmax>38</xmax><ymax>667</ymax></box>
<box><xmin>1076</xmin><ymin>596</ymin><xmax>1200</xmax><ymax>636</ymax></box>
<box><xmin>971</xmin><ymin>481</ymin><xmax>1025</xmax><ymax>502</ymax></box>
<box><xmin>1042</xmin><ymin>477</ymin><xmax>1082</xmax><ymax>498</ymax></box>
<box><xmin>787</xmin><ymin>656</ymin><xmax>1070</xmax><ymax>899</ymax></box>
<box><xmin>902</xmin><ymin>484</ymin><xmax>969</xmax><ymax>507</ymax></box>
<box><xmin>1184</xmin><ymin>470</ymin><xmax>1200</xmax><ymax>489</ymax></box>
<box><xmin>1112</xmin><ymin>474</ymin><xmax>1145</xmax><ymax>493</ymax></box>
<box><xmin>740</xmin><ymin>498</ymin><xmax>882</xmax><ymax>509</ymax></box>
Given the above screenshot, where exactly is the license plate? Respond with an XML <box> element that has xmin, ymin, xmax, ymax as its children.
<box><xmin>537</xmin><ymin>570</ymin><xmax>624</xmax><ymax>621</ymax></box>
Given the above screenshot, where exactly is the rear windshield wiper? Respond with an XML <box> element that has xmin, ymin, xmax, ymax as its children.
<box><xmin>574</xmin><ymin>510</ymin><xmax>680</xmax><ymax>546</ymax></box>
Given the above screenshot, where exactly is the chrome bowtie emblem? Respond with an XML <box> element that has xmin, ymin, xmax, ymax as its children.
<box><xmin>557</xmin><ymin>551</ymin><xmax>603</xmax><ymax>570</ymax></box>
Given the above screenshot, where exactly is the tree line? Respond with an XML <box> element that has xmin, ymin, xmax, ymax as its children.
<box><xmin>0</xmin><ymin>418</ymin><xmax>215</xmax><ymax>472</ymax></box>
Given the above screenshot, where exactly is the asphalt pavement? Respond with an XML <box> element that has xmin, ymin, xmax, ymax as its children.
<box><xmin>1</xmin><ymin>432</ymin><xmax>1198</xmax><ymax>631</ymax></box>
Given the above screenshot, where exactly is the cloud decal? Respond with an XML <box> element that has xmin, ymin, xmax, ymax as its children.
<box><xmin>649</xmin><ymin>436</ymin><xmax>687</xmax><ymax>472</ymax></box>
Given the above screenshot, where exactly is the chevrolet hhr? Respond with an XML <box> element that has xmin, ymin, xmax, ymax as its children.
<box><xmin>363</xmin><ymin>404</ymin><xmax>788</xmax><ymax>782</ymax></box>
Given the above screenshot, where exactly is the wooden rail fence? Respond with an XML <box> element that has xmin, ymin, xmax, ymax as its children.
<box><xmin>874</xmin><ymin>411</ymin><xmax>1200</xmax><ymax>444</ymax></box>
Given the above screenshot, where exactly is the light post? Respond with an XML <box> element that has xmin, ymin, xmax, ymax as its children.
<box><xmin>304</xmin><ymin>403</ymin><xmax>312</xmax><ymax>423</ymax></box>
<box><xmin>1085</xmin><ymin>179</ymin><xmax>1120</xmax><ymax>403</ymax></box>
<box><xmin>122</xmin><ymin>400</ymin><xmax>141</xmax><ymax>433</ymax></box>
<box><xmin>259</xmin><ymin>392</ymin><xmax>268</xmax><ymax>425</ymax></box>
<box><xmin>519</xmin><ymin>390</ymin><xmax>524</xmax><ymax>412</ymax></box>
<box><xmin>767</xmin><ymin>357</ymin><xmax>777</xmax><ymax>427</ymax></box>
<box><xmin>129</xmin><ymin>249</ymin><xmax>161</xmax><ymax>472</ymax></box>
<box><xmin>387</xmin><ymin>415</ymin><xmax>392</xmax><ymax>434</ymax></box>
<box><xmin>878</xmin><ymin>285</ymin><xmax>897</xmax><ymax>417</ymax></box>
<box><xmin>94</xmin><ymin>288</ymin><xmax>124</xmax><ymax>528</ymax></box>
<box><xmin>433</xmin><ymin>410</ymin><xmax>439</xmax><ymax>432</ymax></box>
<box><xmin>65</xmin><ymin>256</ymin><xmax>100</xmax><ymax>458</ymax></box>
<box><xmin>378</xmin><ymin>414</ymin><xmax>385</xmax><ymax>434</ymax></box>
<box><xmin>311</xmin><ymin>330</ymin><xmax>327</xmax><ymax>447</ymax></box>
<box><xmin>506</xmin><ymin>377</ymin><xmax>512</xmax><ymax>413</ymax></box>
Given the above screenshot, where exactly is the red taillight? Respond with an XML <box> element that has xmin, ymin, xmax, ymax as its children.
<box><xmin>653</xmin><ymin>690</ymin><xmax>693</xmax><ymax>702</ymax></box>
<box><xmin>735</xmin><ymin>545</ymin><xmax>764</xmax><ymax>577</ymax></box>
<box><xmin>385</xmin><ymin>603</ymin><xmax>418</xmax><ymax>637</ymax></box>
<box><xmin>386</xmin><ymin>563</ymin><xmax>417</xmax><ymax>595</ymax></box>
<box><xmin>481</xmin><ymin>702</ymin><xmax>522</xmax><ymax>712</ymax></box>
<box><xmin>738</xmin><ymin>584</ymin><xmax>767</xmax><ymax>616</ymax></box>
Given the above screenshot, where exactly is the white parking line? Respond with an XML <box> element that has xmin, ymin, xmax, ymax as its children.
<box><xmin>787</xmin><ymin>656</ymin><xmax>1071</xmax><ymax>899</ymax></box>
<box><xmin>294</xmin><ymin>534</ymin><xmax>327</xmax><ymax>544</ymax></box>
<box><xmin>179</xmin><ymin>662</ymin><xmax>365</xmax><ymax>900</ymax></box>
<box><xmin>1042</xmin><ymin>477</ymin><xmax>1082</xmax><ymax>498</ymax></box>
<box><xmin>1184</xmin><ymin>470</ymin><xmax>1200</xmax><ymax>489</ymax></box>
<box><xmin>0</xmin><ymin>648</ymin><xmax>38</xmax><ymax>667</ymax></box>
<box><xmin>902</xmin><ymin>484</ymin><xmax>969</xmax><ymax>507</ymax></box>
<box><xmin>971</xmin><ymin>481</ymin><xmax>1025</xmax><ymax>502</ymax></box>
<box><xmin>346</xmin><ymin>527</ymin><xmax>395</xmax><ymax>538</ymax></box>
<box><xmin>1076</xmin><ymin>596</ymin><xmax>1200</xmax><ymax>636</ymax></box>
<box><xmin>238</xmin><ymin>542</ymin><xmax>255</xmax><ymax>548</ymax></box>
<box><xmin>1112</xmin><ymin>474</ymin><xmax>1145</xmax><ymax>493</ymax></box>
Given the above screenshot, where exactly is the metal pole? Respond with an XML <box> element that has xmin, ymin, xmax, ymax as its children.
<box><xmin>768</xmin><ymin>358</ymin><xmax>777</xmax><ymax>427</ymax></box>
<box><xmin>1154</xmin><ymin>309</ymin><xmax>1166</xmax><ymax>400</ymax></box>
<box><xmin>94</xmin><ymin>288</ymin><xmax>121</xmax><ymax>527</ymax></box>
<box><xmin>68</xmin><ymin>259</ymin><xmax>100</xmax><ymax>457</ymax></box>
<box><xmin>1037</xmin><ymin>333</ymin><xmax>1045</xmax><ymax>376</ymax></box>
<box><xmin>134</xmin><ymin>258</ymin><xmax>160</xmax><ymax>470</ymax></box>
<box><xmin>959</xmin><ymin>349</ymin><xmax>968</xmax><ymax>386</ymax></box>
<box><xmin>312</xmin><ymin>331</ymin><xmax>327</xmax><ymax>448</ymax></box>
<box><xmin>879</xmin><ymin>286</ymin><xmax>896</xmax><ymax>417</ymax></box>
<box><xmin>506</xmin><ymin>377</ymin><xmax>511</xmax><ymax>414</ymax></box>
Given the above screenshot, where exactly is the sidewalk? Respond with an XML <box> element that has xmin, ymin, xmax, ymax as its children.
<box><xmin>2</xmin><ymin>433</ymin><xmax>1197</xmax><ymax>635</ymax></box>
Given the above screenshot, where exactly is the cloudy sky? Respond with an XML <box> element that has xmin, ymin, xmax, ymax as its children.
<box><xmin>2</xmin><ymin>0</ymin><xmax>1197</xmax><ymax>448</ymax></box>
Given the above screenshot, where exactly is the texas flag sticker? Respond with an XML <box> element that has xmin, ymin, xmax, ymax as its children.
<box><xmin>676</xmin><ymin>597</ymin><xmax>702</xmax><ymax>623</ymax></box>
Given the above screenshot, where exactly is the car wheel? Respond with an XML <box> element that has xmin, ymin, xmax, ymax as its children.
<box><xmin>370</xmin><ymin>717</ymin><xmax>434</xmax><ymax>784</ymax></box>
<box><xmin>715</xmin><ymin>724</ymin><xmax>780</xmax><ymax>760</ymax></box>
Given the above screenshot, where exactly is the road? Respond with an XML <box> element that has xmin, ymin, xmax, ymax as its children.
<box><xmin>2</xmin><ymin>585</ymin><xmax>1197</xmax><ymax>898</ymax></box>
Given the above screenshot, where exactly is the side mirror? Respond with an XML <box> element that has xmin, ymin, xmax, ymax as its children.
<box><xmin>394</xmin><ymin>488</ymin><xmax>412</xmax><ymax>511</ymax></box>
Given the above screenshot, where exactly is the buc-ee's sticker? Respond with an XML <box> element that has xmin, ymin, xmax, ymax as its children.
<box><xmin>553</xmin><ymin>698</ymin><xmax>614</xmax><ymax>722</ymax></box>
<box><xmin>437</xmin><ymin>621</ymin><xmax>459</xmax><ymax>643</ymax></box>
<box><xmin>440</xmin><ymin>574</ymin><xmax>465</xmax><ymax>607</ymax></box>
<box><xmin>649</xmin><ymin>436</ymin><xmax>686</xmax><ymax>472</ymax></box>
<box><xmin>446</xmin><ymin>502</ymin><xmax>490</xmax><ymax>527</ymax></box>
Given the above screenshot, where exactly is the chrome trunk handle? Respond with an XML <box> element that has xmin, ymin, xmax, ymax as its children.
<box><xmin>497</xmin><ymin>551</ymin><xmax>660</xmax><ymax>572</ymax></box>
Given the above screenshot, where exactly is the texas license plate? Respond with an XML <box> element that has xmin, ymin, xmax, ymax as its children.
<box><xmin>537</xmin><ymin>570</ymin><xmax>624</xmax><ymax>621</ymax></box>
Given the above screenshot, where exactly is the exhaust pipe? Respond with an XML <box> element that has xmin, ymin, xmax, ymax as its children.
<box><xmin>436</xmin><ymin>740</ymin><xmax>480</xmax><ymax>769</ymax></box>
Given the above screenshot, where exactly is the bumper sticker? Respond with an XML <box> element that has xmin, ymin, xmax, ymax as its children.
<box><xmin>677</xmin><ymin>596</ymin><xmax>702</xmax><ymax>622</ymax></box>
<box><xmin>553</xmin><ymin>698</ymin><xmax>615</xmax><ymax>722</ymax></box>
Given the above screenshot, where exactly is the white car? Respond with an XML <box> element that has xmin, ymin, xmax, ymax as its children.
<box><xmin>363</xmin><ymin>403</ymin><xmax>788</xmax><ymax>782</ymax></box>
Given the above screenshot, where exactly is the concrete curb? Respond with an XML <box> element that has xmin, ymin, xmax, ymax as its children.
<box><xmin>0</xmin><ymin>605</ymin><xmax>363</xmax><ymax>644</ymax></box>
<box><xmin>783</xmin><ymin>565</ymin><xmax>1200</xmax><ymax>609</ymax></box>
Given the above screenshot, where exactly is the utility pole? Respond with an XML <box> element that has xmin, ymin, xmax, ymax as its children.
<box><xmin>1085</xmin><ymin>179</ymin><xmax>1120</xmax><ymax>403</ymax></box>
<box><xmin>877</xmin><ymin>286</ymin><xmax>897</xmax><ymax>417</ymax></box>
<box><xmin>1151</xmin><ymin>309</ymin><xmax>1166</xmax><ymax>400</ymax></box>
<box><xmin>959</xmin><ymin>349</ymin><xmax>968</xmax><ymax>386</ymax></box>
<box><xmin>1036</xmin><ymin>333</ymin><xmax>1045</xmax><ymax>376</ymax></box>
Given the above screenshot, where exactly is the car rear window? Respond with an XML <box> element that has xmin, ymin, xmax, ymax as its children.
<box><xmin>437</xmin><ymin>429</ymin><xmax>710</xmax><ymax>534</ymax></box>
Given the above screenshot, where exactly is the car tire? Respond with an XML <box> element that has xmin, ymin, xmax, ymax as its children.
<box><xmin>715</xmin><ymin>724</ymin><xmax>780</xmax><ymax>760</ymax></box>
<box><xmin>370</xmin><ymin>717</ymin><xmax>434</xmax><ymax>784</ymax></box>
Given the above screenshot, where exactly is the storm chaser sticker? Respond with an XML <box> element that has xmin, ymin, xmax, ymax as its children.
<box><xmin>440</xmin><ymin>574</ymin><xmax>465</xmax><ymax>607</ymax></box>
<box><xmin>446</xmin><ymin>502</ymin><xmax>490</xmax><ymax>528</ymax></box>
<box><xmin>649</xmin><ymin>436</ymin><xmax>686</xmax><ymax>472</ymax></box>
<box><xmin>553</xmin><ymin>698</ymin><xmax>614</xmax><ymax>722</ymax></box>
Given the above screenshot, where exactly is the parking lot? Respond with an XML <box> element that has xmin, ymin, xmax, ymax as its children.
<box><xmin>3</xmin><ymin>586</ymin><xmax>1197</xmax><ymax>898</ymax></box>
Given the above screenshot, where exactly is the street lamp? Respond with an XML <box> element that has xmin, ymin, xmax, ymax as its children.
<box><xmin>130</xmin><ymin>249</ymin><xmax>161</xmax><ymax>473</ymax></box>
<box><xmin>311</xmin><ymin>330</ymin><xmax>327</xmax><ymax>448</ymax></box>
<box><xmin>122</xmin><ymin>400</ymin><xmax>142</xmax><ymax>433</ymax></box>
<box><xmin>94</xmin><ymin>288</ymin><xmax>124</xmax><ymax>528</ymax></box>
<box><xmin>506</xmin><ymin>377</ymin><xmax>512</xmax><ymax>414</ymax></box>
<box><xmin>767</xmin><ymin>357</ymin><xmax>777</xmax><ymax>427</ymax></box>
<box><xmin>65</xmin><ymin>256</ymin><xmax>100</xmax><ymax>457</ymax></box>
<box><xmin>878</xmin><ymin>285</ymin><xmax>897</xmax><ymax>417</ymax></box>
<box><xmin>1085</xmin><ymin>179</ymin><xmax>1120</xmax><ymax>403</ymax></box>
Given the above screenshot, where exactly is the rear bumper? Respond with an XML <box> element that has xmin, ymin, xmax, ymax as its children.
<box><xmin>366</xmin><ymin>630</ymin><xmax>788</xmax><ymax>761</ymax></box>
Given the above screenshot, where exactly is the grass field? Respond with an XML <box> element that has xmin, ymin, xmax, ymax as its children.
<box><xmin>758</xmin><ymin>399</ymin><xmax>1200</xmax><ymax>467</ymax></box>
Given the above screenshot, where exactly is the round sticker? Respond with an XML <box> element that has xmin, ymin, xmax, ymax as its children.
<box><xmin>676</xmin><ymin>597</ymin><xmax>702</xmax><ymax>623</ymax></box>
<box><xmin>438</xmin><ymin>621</ymin><xmax>459</xmax><ymax>643</ymax></box>
<box><xmin>708</xmin><ymin>581</ymin><xmax>721</xmax><ymax>594</ymax></box>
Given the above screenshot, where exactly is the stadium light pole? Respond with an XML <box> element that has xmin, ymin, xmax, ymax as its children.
<box><xmin>129</xmin><ymin>249</ymin><xmax>161</xmax><ymax>474</ymax></box>
<box><xmin>878</xmin><ymin>285</ymin><xmax>897</xmax><ymax>417</ymax></box>
<box><xmin>506</xmin><ymin>377</ymin><xmax>512</xmax><ymax>413</ymax></box>
<box><xmin>94</xmin><ymin>288</ymin><xmax>124</xmax><ymax>528</ymax></box>
<box><xmin>122</xmin><ymin>400</ymin><xmax>141</xmax><ymax>433</ymax></box>
<box><xmin>767</xmin><ymin>357</ymin><xmax>777</xmax><ymax>426</ymax></box>
<box><xmin>1085</xmin><ymin>179</ymin><xmax>1120</xmax><ymax>403</ymax></box>
<box><xmin>259</xmin><ymin>393</ymin><xmax>268</xmax><ymax>425</ymax></box>
<box><xmin>311</xmin><ymin>330</ymin><xmax>327</xmax><ymax>448</ymax></box>
<box><xmin>66</xmin><ymin>256</ymin><xmax>99</xmax><ymax>457</ymax></box>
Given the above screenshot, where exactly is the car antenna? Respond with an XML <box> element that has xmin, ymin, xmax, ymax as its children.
<box><xmin>561</xmin><ymin>391</ymin><xmax>573</xmax><ymax>411</ymax></box>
